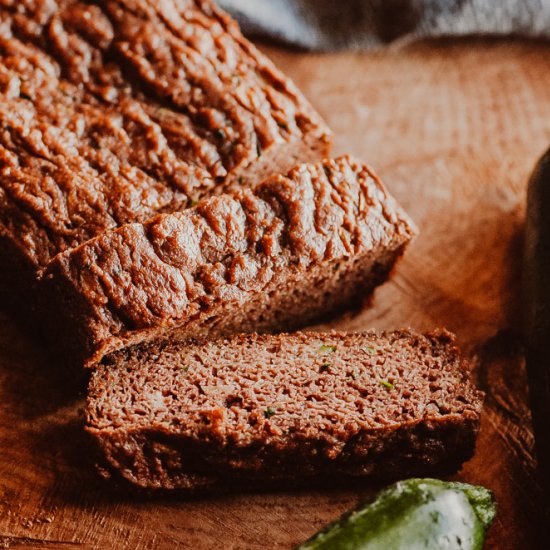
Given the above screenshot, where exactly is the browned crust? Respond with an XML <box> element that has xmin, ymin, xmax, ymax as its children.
<box><xmin>0</xmin><ymin>0</ymin><xmax>332</xmax><ymax>271</ymax></box>
<box><xmin>89</xmin><ymin>415</ymin><xmax>481</xmax><ymax>491</ymax></box>
<box><xmin>39</xmin><ymin>156</ymin><xmax>417</xmax><ymax>367</ymax></box>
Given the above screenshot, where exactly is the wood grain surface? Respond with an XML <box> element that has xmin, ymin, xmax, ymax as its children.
<box><xmin>1</xmin><ymin>38</ymin><xmax>550</xmax><ymax>549</ymax></box>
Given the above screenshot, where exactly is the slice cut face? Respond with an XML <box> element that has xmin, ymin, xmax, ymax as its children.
<box><xmin>86</xmin><ymin>329</ymin><xmax>483</xmax><ymax>491</ymax></box>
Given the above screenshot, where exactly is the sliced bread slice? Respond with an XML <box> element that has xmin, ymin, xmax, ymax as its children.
<box><xmin>86</xmin><ymin>329</ymin><xmax>483</xmax><ymax>490</ymax></box>
<box><xmin>40</xmin><ymin>156</ymin><xmax>416</xmax><ymax>367</ymax></box>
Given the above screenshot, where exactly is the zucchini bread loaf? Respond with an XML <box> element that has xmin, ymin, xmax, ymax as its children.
<box><xmin>41</xmin><ymin>156</ymin><xmax>416</xmax><ymax>366</ymax></box>
<box><xmin>0</xmin><ymin>0</ymin><xmax>331</xmax><ymax>308</ymax></box>
<box><xmin>87</xmin><ymin>329</ymin><xmax>483</xmax><ymax>490</ymax></box>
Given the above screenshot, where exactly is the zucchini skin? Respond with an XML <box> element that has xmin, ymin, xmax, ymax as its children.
<box><xmin>524</xmin><ymin>148</ymin><xmax>550</xmax><ymax>524</ymax></box>
<box><xmin>296</xmin><ymin>478</ymin><xmax>496</xmax><ymax>550</ymax></box>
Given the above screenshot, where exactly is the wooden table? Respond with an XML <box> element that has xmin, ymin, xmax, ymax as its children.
<box><xmin>1</xmin><ymin>38</ymin><xmax>549</xmax><ymax>549</ymax></box>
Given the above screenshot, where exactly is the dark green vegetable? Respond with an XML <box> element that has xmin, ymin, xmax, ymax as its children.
<box><xmin>523</xmin><ymin>147</ymin><xmax>550</xmax><ymax>525</ymax></box>
<box><xmin>296</xmin><ymin>478</ymin><xmax>496</xmax><ymax>550</ymax></box>
<box><xmin>379</xmin><ymin>379</ymin><xmax>394</xmax><ymax>390</ymax></box>
<box><xmin>317</xmin><ymin>344</ymin><xmax>337</xmax><ymax>354</ymax></box>
<box><xmin>319</xmin><ymin>363</ymin><xmax>331</xmax><ymax>373</ymax></box>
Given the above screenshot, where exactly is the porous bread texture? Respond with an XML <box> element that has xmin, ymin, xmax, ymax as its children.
<box><xmin>87</xmin><ymin>329</ymin><xmax>483</xmax><ymax>490</ymax></box>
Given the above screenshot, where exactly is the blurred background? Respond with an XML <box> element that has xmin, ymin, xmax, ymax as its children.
<box><xmin>219</xmin><ymin>0</ymin><xmax>550</xmax><ymax>50</ymax></box>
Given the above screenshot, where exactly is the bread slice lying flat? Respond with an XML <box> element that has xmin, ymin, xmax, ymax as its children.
<box><xmin>41</xmin><ymin>156</ymin><xmax>416</xmax><ymax>367</ymax></box>
<box><xmin>86</xmin><ymin>329</ymin><xmax>483</xmax><ymax>490</ymax></box>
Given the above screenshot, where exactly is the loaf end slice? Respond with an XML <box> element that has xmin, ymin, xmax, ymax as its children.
<box><xmin>40</xmin><ymin>156</ymin><xmax>416</xmax><ymax>367</ymax></box>
<box><xmin>86</xmin><ymin>329</ymin><xmax>483</xmax><ymax>491</ymax></box>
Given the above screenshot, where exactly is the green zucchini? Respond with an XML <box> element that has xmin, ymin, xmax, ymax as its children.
<box><xmin>296</xmin><ymin>478</ymin><xmax>496</xmax><ymax>550</ymax></box>
<box><xmin>523</xmin><ymin>147</ymin><xmax>550</xmax><ymax>521</ymax></box>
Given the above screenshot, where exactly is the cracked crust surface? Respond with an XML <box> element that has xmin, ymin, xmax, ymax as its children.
<box><xmin>0</xmin><ymin>0</ymin><xmax>331</xmax><ymax>269</ymax></box>
<box><xmin>41</xmin><ymin>156</ymin><xmax>417</xmax><ymax>366</ymax></box>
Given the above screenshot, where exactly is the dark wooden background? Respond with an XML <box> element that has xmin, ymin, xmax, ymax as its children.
<box><xmin>1</xmin><ymin>38</ymin><xmax>549</xmax><ymax>548</ymax></box>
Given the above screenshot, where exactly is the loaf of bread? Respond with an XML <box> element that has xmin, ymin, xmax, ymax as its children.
<box><xmin>0</xmin><ymin>0</ymin><xmax>331</xmax><ymax>312</ymax></box>
<box><xmin>40</xmin><ymin>156</ymin><xmax>416</xmax><ymax>366</ymax></box>
<box><xmin>87</xmin><ymin>329</ymin><xmax>483</xmax><ymax>490</ymax></box>
<box><xmin>1</xmin><ymin>1</ymin><xmax>483</xmax><ymax>498</ymax></box>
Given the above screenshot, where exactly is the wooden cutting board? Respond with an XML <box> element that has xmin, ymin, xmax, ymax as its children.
<box><xmin>1</xmin><ymin>38</ymin><xmax>549</xmax><ymax>549</ymax></box>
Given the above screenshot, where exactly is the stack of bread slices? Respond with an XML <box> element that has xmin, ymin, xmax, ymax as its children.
<box><xmin>0</xmin><ymin>0</ymin><xmax>483</xmax><ymax>490</ymax></box>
